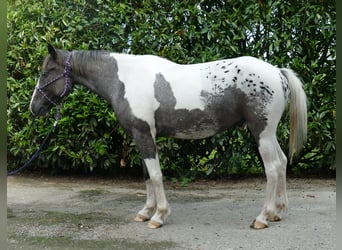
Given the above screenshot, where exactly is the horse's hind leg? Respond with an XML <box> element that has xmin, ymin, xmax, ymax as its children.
<box><xmin>275</xmin><ymin>140</ymin><xmax>289</xmax><ymax>214</ymax></box>
<box><xmin>250</xmin><ymin>129</ymin><xmax>287</xmax><ymax>229</ymax></box>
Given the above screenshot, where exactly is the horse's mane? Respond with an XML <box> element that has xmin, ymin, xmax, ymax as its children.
<box><xmin>71</xmin><ymin>50</ymin><xmax>111</xmax><ymax>75</ymax></box>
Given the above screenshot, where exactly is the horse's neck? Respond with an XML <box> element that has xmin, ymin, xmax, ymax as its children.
<box><xmin>70</xmin><ymin>50</ymin><xmax>118</xmax><ymax>103</ymax></box>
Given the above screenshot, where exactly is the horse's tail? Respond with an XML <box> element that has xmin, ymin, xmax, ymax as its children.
<box><xmin>280</xmin><ymin>68</ymin><xmax>307</xmax><ymax>165</ymax></box>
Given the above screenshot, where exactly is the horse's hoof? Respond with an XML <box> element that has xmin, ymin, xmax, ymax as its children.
<box><xmin>250</xmin><ymin>219</ymin><xmax>268</xmax><ymax>229</ymax></box>
<box><xmin>270</xmin><ymin>215</ymin><xmax>282</xmax><ymax>222</ymax></box>
<box><xmin>148</xmin><ymin>220</ymin><xmax>162</xmax><ymax>229</ymax></box>
<box><xmin>134</xmin><ymin>214</ymin><xmax>149</xmax><ymax>222</ymax></box>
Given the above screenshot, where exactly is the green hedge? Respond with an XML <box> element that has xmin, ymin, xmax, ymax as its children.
<box><xmin>7</xmin><ymin>0</ymin><xmax>336</xmax><ymax>178</ymax></box>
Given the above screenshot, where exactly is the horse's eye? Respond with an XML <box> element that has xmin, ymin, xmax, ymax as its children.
<box><xmin>41</xmin><ymin>72</ymin><xmax>47</xmax><ymax>77</ymax></box>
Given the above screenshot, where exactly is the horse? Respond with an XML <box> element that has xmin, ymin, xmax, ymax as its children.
<box><xmin>30</xmin><ymin>44</ymin><xmax>307</xmax><ymax>229</ymax></box>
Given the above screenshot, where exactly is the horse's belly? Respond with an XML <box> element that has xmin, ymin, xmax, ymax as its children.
<box><xmin>155</xmin><ymin>111</ymin><xmax>225</xmax><ymax>139</ymax></box>
<box><xmin>173</xmin><ymin>127</ymin><xmax>218</xmax><ymax>139</ymax></box>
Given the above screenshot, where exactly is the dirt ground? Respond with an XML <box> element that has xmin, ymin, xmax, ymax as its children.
<box><xmin>7</xmin><ymin>176</ymin><xmax>335</xmax><ymax>250</ymax></box>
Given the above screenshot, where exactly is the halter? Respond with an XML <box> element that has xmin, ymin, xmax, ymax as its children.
<box><xmin>35</xmin><ymin>53</ymin><xmax>73</xmax><ymax>106</ymax></box>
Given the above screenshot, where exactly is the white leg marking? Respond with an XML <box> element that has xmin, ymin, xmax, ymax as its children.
<box><xmin>136</xmin><ymin>179</ymin><xmax>156</xmax><ymax>221</ymax></box>
<box><xmin>144</xmin><ymin>157</ymin><xmax>171</xmax><ymax>227</ymax></box>
<box><xmin>253</xmin><ymin>134</ymin><xmax>284</xmax><ymax>228</ymax></box>
<box><xmin>275</xmin><ymin>141</ymin><xmax>288</xmax><ymax>214</ymax></box>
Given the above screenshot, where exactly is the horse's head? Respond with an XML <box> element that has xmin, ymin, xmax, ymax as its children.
<box><xmin>30</xmin><ymin>44</ymin><xmax>73</xmax><ymax>116</ymax></box>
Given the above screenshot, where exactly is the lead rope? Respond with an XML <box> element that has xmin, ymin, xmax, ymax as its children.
<box><xmin>7</xmin><ymin>105</ymin><xmax>62</xmax><ymax>176</ymax></box>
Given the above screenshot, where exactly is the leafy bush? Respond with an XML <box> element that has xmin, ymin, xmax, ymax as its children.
<box><xmin>7</xmin><ymin>0</ymin><xmax>335</xmax><ymax>178</ymax></box>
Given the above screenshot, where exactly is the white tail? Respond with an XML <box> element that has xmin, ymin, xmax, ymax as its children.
<box><xmin>280</xmin><ymin>69</ymin><xmax>307</xmax><ymax>164</ymax></box>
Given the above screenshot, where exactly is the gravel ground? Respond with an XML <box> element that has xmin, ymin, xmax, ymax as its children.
<box><xmin>7</xmin><ymin>176</ymin><xmax>336</xmax><ymax>250</ymax></box>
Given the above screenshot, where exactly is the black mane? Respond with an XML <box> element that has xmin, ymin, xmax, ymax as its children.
<box><xmin>71</xmin><ymin>50</ymin><xmax>111</xmax><ymax>75</ymax></box>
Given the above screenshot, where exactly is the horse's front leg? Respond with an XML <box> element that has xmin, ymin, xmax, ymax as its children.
<box><xmin>134</xmin><ymin>163</ymin><xmax>156</xmax><ymax>222</ymax></box>
<box><xmin>143</xmin><ymin>156</ymin><xmax>171</xmax><ymax>228</ymax></box>
<box><xmin>132</xmin><ymin>129</ymin><xmax>171</xmax><ymax>228</ymax></box>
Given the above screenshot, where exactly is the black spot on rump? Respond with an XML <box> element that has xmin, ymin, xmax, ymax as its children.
<box><xmin>260</xmin><ymin>85</ymin><xmax>272</xmax><ymax>96</ymax></box>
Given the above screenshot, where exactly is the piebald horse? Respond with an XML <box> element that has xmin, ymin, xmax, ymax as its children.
<box><xmin>30</xmin><ymin>45</ymin><xmax>307</xmax><ymax>229</ymax></box>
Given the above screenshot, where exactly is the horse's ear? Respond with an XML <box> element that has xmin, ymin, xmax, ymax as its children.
<box><xmin>47</xmin><ymin>44</ymin><xmax>57</xmax><ymax>60</ymax></box>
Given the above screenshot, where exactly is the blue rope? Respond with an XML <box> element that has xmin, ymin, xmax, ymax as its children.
<box><xmin>7</xmin><ymin>107</ymin><xmax>61</xmax><ymax>176</ymax></box>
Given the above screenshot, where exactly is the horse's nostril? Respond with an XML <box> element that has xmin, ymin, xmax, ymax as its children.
<box><xmin>29</xmin><ymin>104</ymin><xmax>43</xmax><ymax>117</ymax></box>
<box><xmin>30</xmin><ymin>108</ymin><xmax>38</xmax><ymax>116</ymax></box>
